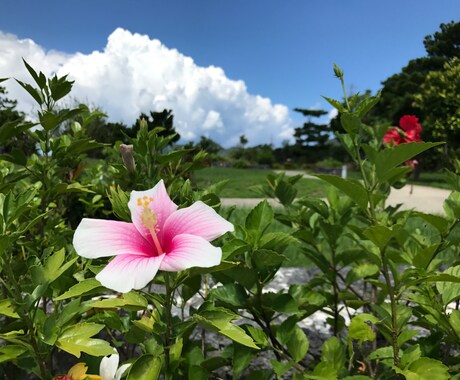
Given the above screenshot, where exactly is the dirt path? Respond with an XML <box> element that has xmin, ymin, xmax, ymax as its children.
<box><xmin>222</xmin><ymin>184</ymin><xmax>451</xmax><ymax>214</ymax></box>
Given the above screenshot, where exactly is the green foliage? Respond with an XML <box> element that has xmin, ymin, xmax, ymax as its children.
<box><xmin>1</xmin><ymin>59</ymin><xmax>460</xmax><ymax>380</ymax></box>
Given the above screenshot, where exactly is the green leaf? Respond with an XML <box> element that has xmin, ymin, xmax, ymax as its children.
<box><xmin>348</xmin><ymin>314</ymin><xmax>379</xmax><ymax>345</ymax></box>
<box><xmin>86</xmin><ymin>291</ymin><xmax>148</xmax><ymax>310</ymax></box>
<box><xmin>436</xmin><ymin>265</ymin><xmax>460</xmax><ymax>305</ymax></box>
<box><xmin>0</xmin><ymin>299</ymin><xmax>19</xmax><ymax>318</ymax></box>
<box><xmin>219</xmin><ymin>324</ymin><xmax>259</xmax><ymax>349</ymax></box>
<box><xmin>252</xmin><ymin>249</ymin><xmax>285</xmax><ymax>267</ymax></box>
<box><xmin>211</xmin><ymin>283</ymin><xmax>248</xmax><ymax>307</ymax></box>
<box><xmin>127</xmin><ymin>354</ymin><xmax>161</xmax><ymax>380</ymax></box>
<box><xmin>363</xmin><ymin>225</ymin><xmax>395</xmax><ymax>249</ymax></box>
<box><xmin>316</xmin><ymin>174</ymin><xmax>368</xmax><ymax>209</ymax></box>
<box><xmin>56</xmin><ymin>323</ymin><xmax>115</xmax><ymax>357</ymax></box>
<box><xmin>23</xmin><ymin>59</ymin><xmax>46</xmax><ymax>89</ymax></box>
<box><xmin>346</xmin><ymin>263</ymin><xmax>379</xmax><ymax>285</ymax></box>
<box><xmin>245</xmin><ymin>200</ymin><xmax>273</xmax><ymax>233</ymax></box>
<box><xmin>271</xmin><ymin>293</ymin><xmax>298</xmax><ymax>313</ymax></box>
<box><xmin>375</xmin><ymin>142</ymin><xmax>443</xmax><ymax>183</ymax></box>
<box><xmin>450</xmin><ymin>310</ymin><xmax>460</xmax><ymax>337</ymax></box>
<box><xmin>49</xmin><ymin>74</ymin><xmax>74</xmax><ymax>101</ymax></box>
<box><xmin>233</xmin><ymin>344</ymin><xmax>256</xmax><ymax>378</ymax></box>
<box><xmin>311</xmin><ymin>361</ymin><xmax>338</xmax><ymax>379</ymax></box>
<box><xmin>275</xmin><ymin>180</ymin><xmax>297</xmax><ymax>205</ymax></box>
<box><xmin>400</xmin><ymin>345</ymin><xmax>421</xmax><ymax>369</ymax></box>
<box><xmin>321</xmin><ymin>337</ymin><xmax>346</xmax><ymax>373</ymax></box>
<box><xmin>109</xmin><ymin>186</ymin><xmax>131</xmax><ymax>222</ymax></box>
<box><xmin>270</xmin><ymin>360</ymin><xmax>292</xmax><ymax>378</ymax></box>
<box><xmin>15</xmin><ymin>79</ymin><xmax>43</xmax><ymax>105</ymax></box>
<box><xmin>259</xmin><ymin>232</ymin><xmax>298</xmax><ymax>252</ymax></box>
<box><xmin>54</xmin><ymin>278</ymin><xmax>103</xmax><ymax>301</ymax></box>
<box><xmin>276</xmin><ymin>316</ymin><xmax>298</xmax><ymax>345</ymax></box>
<box><xmin>246</xmin><ymin>325</ymin><xmax>269</xmax><ymax>347</ymax></box>
<box><xmin>286</xmin><ymin>325</ymin><xmax>309</xmax><ymax>362</ymax></box>
<box><xmin>398</xmin><ymin>357</ymin><xmax>450</xmax><ymax>380</ymax></box>
<box><xmin>221</xmin><ymin>238</ymin><xmax>249</xmax><ymax>260</ymax></box>
<box><xmin>322</xmin><ymin>96</ymin><xmax>346</xmax><ymax>113</ymax></box>
<box><xmin>444</xmin><ymin>191</ymin><xmax>460</xmax><ymax>219</ymax></box>
<box><xmin>340</xmin><ymin>113</ymin><xmax>360</xmax><ymax>134</ymax></box>
<box><xmin>193</xmin><ymin>309</ymin><xmax>258</xmax><ymax>349</ymax></box>
<box><xmin>0</xmin><ymin>345</ymin><xmax>27</xmax><ymax>363</ymax></box>
<box><xmin>354</xmin><ymin>92</ymin><xmax>381</xmax><ymax>119</ymax></box>
<box><xmin>44</xmin><ymin>248</ymin><xmax>76</xmax><ymax>282</ymax></box>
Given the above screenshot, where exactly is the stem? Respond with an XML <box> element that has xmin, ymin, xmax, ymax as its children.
<box><xmin>381</xmin><ymin>254</ymin><xmax>400</xmax><ymax>367</ymax></box>
<box><xmin>4</xmin><ymin>259</ymin><xmax>47</xmax><ymax>379</ymax></box>
<box><xmin>163</xmin><ymin>273</ymin><xmax>174</xmax><ymax>380</ymax></box>
<box><xmin>340</xmin><ymin>77</ymin><xmax>351</xmax><ymax>112</ymax></box>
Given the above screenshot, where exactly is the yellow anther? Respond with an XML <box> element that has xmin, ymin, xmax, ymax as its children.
<box><xmin>149</xmin><ymin>197</ymin><xmax>154</xmax><ymax>202</ymax></box>
<box><xmin>141</xmin><ymin>207</ymin><xmax>158</xmax><ymax>230</ymax></box>
<box><xmin>143</xmin><ymin>195</ymin><xmax>148</xmax><ymax>200</ymax></box>
<box><xmin>137</xmin><ymin>198</ymin><xmax>142</xmax><ymax>206</ymax></box>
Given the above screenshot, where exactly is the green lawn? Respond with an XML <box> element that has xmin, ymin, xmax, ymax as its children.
<box><xmin>192</xmin><ymin>167</ymin><xmax>330</xmax><ymax>198</ymax></box>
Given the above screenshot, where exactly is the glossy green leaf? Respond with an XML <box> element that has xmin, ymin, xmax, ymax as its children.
<box><xmin>56</xmin><ymin>323</ymin><xmax>115</xmax><ymax>357</ymax></box>
<box><xmin>127</xmin><ymin>354</ymin><xmax>161</xmax><ymax>380</ymax></box>
<box><xmin>54</xmin><ymin>278</ymin><xmax>103</xmax><ymax>301</ymax></box>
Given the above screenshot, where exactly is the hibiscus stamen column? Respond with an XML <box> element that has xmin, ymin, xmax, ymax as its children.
<box><xmin>139</xmin><ymin>197</ymin><xmax>164</xmax><ymax>255</ymax></box>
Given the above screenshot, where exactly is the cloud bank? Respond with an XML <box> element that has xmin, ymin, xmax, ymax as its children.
<box><xmin>0</xmin><ymin>28</ymin><xmax>294</xmax><ymax>147</ymax></box>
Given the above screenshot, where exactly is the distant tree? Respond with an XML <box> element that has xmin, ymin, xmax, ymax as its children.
<box><xmin>369</xmin><ymin>21</ymin><xmax>460</xmax><ymax>126</ymax></box>
<box><xmin>239</xmin><ymin>134</ymin><xmax>248</xmax><ymax>147</ymax></box>
<box><xmin>424</xmin><ymin>21</ymin><xmax>460</xmax><ymax>59</ymax></box>
<box><xmin>413</xmin><ymin>58</ymin><xmax>460</xmax><ymax>159</ymax></box>
<box><xmin>196</xmin><ymin>136</ymin><xmax>222</xmax><ymax>155</ymax></box>
<box><xmin>132</xmin><ymin>109</ymin><xmax>180</xmax><ymax>145</ymax></box>
<box><xmin>293</xmin><ymin>108</ymin><xmax>329</xmax><ymax>148</ymax></box>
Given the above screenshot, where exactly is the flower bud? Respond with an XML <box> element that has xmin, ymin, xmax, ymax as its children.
<box><xmin>119</xmin><ymin>144</ymin><xmax>136</xmax><ymax>174</ymax></box>
<box><xmin>333</xmin><ymin>63</ymin><xmax>344</xmax><ymax>79</ymax></box>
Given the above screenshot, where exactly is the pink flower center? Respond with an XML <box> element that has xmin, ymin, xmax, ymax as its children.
<box><xmin>138</xmin><ymin>196</ymin><xmax>164</xmax><ymax>255</ymax></box>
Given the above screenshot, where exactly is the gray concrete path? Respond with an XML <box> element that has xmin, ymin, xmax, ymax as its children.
<box><xmin>222</xmin><ymin>184</ymin><xmax>451</xmax><ymax>214</ymax></box>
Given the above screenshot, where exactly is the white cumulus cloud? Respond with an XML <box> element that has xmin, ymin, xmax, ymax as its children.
<box><xmin>0</xmin><ymin>28</ymin><xmax>294</xmax><ymax>147</ymax></box>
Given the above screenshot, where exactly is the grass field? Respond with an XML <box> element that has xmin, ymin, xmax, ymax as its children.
<box><xmin>192</xmin><ymin>167</ymin><xmax>330</xmax><ymax>198</ymax></box>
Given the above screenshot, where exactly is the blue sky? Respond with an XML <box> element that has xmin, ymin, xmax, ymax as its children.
<box><xmin>0</xmin><ymin>0</ymin><xmax>459</xmax><ymax>146</ymax></box>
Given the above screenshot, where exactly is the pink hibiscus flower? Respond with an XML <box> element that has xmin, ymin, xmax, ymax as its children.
<box><xmin>399</xmin><ymin>115</ymin><xmax>422</xmax><ymax>135</ymax></box>
<box><xmin>73</xmin><ymin>180</ymin><xmax>234</xmax><ymax>293</ymax></box>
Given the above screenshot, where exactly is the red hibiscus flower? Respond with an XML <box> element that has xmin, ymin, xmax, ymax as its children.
<box><xmin>399</xmin><ymin>115</ymin><xmax>422</xmax><ymax>142</ymax></box>
<box><xmin>383</xmin><ymin>128</ymin><xmax>401</xmax><ymax>145</ymax></box>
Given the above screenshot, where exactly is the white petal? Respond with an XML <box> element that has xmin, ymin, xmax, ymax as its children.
<box><xmin>73</xmin><ymin>219</ymin><xmax>152</xmax><ymax>259</ymax></box>
<box><xmin>160</xmin><ymin>234</ymin><xmax>222</xmax><ymax>272</ymax></box>
<box><xmin>96</xmin><ymin>254</ymin><xmax>165</xmax><ymax>293</ymax></box>
<box><xmin>163</xmin><ymin>201</ymin><xmax>234</xmax><ymax>244</ymax></box>
<box><xmin>115</xmin><ymin>364</ymin><xmax>131</xmax><ymax>380</ymax></box>
<box><xmin>100</xmin><ymin>354</ymin><xmax>119</xmax><ymax>380</ymax></box>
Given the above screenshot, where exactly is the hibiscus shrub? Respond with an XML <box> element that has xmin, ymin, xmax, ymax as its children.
<box><xmin>0</xmin><ymin>62</ymin><xmax>460</xmax><ymax>380</ymax></box>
